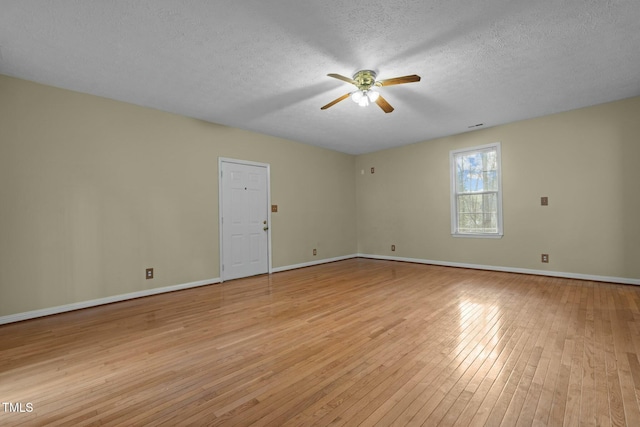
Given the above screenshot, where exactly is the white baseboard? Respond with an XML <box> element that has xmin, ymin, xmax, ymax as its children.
<box><xmin>357</xmin><ymin>253</ymin><xmax>640</xmax><ymax>286</ymax></box>
<box><xmin>4</xmin><ymin>254</ymin><xmax>636</xmax><ymax>325</ymax></box>
<box><xmin>272</xmin><ymin>254</ymin><xmax>358</xmax><ymax>273</ymax></box>
<box><xmin>0</xmin><ymin>277</ymin><xmax>220</xmax><ymax>326</ymax></box>
<box><xmin>2</xmin><ymin>255</ymin><xmax>358</xmax><ymax>325</ymax></box>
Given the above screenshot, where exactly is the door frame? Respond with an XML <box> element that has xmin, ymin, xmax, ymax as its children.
<box><xmin>218</xmin><ymin>157</ymin><xmax>272</xmax><ymax>282</ymax></box>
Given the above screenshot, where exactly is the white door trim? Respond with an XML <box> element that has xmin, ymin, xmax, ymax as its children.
<box><xmin>218</xmin><ymin>157</ymin><xmax>272</xmax><ymax>282</ymax></box>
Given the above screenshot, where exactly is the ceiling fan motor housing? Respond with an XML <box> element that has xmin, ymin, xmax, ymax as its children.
<box><xmin>353</xmin><ymin>70</ymin><xmax>377</xmax><ymax>90</ymax></box>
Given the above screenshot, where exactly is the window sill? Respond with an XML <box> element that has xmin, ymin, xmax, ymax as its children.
<box><xmin>451</xmin><ymin>233</ymin><xmax>503</xmax><ymax>239</ymax></box>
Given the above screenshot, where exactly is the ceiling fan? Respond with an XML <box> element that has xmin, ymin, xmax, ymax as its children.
<box><xmin>321</xmin><ymin>70</ymin><xmax>420</xmax><ymax>113</ymax></box>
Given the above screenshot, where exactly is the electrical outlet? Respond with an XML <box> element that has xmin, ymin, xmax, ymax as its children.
<box><xmin>313</xmin><ymin>248</ymin><xmax>317</xmax><ymax>256</ymax></box>
<box><xmin>391</xmin><ymin>244</ymin><xmax>396</xmax><ymax>251</ymax></box>
<box><xmin>541</xmin><ymin>254</ymin><xmax>549</xmax><ymax>263</ymax></box>
<box><xmin>541</xmin><ymin>197</ymin><xmax>548</xmax><ymax>206</ymax></box>
<box><xmin>146</xmin><ymin>268</ymin><xmax>154</xmax><ymax>279</ymax></box>
<box><xmin>271</xmin><ymin>205</ymin><xmax>278</xmax><ymax>213</ymax></box>
<box><xmin>370</xmin><ymin>167</ymin><xmax>375</xmax><ymax>174</ymax></box>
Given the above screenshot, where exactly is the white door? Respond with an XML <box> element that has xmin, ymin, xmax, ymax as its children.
<box><xmin>220</xmin><ymin>159</ymin><xmax>270</xmax><ymax>281</ymax></box>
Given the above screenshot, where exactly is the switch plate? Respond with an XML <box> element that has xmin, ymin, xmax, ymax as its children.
<box><xmin>541</xmin><ymin>254</ymin><xmax>549</xmax><ymax>263</ymax></box>
<box><xmin>271</xmin><ymin>205</ymin><xmax>278</xmax><ymax>213</ymax></box>
<box><xmin>541</xmin><ymin>197</ymin><xmax>548</xmax><ymax>206</ymax></box>
<box><xmin>146</xmin><ymin>268</ymin><xmax>154</xmax><ymax>279</ymax></box>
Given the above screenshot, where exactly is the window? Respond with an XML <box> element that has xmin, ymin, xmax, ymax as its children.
<box><xmin>450</xmin><ymin>142</ymin><xmax>503</xmax><ymax>238</ymax></box>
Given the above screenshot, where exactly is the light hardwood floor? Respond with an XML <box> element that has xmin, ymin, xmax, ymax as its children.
<box><xmin>2</xmin><ymin>258</ymin><xmax>640</xmax><ymax>426</ymax></box>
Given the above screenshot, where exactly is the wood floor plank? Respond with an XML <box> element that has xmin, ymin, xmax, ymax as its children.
<box><xmin>366</xmin><ymin>304</ymin><xmax>506</xmax><ymax>426</ymax></box>
<box><xmin>423</xmin><ymin>283</ymin><xmax>544</xmax><ymax>426</ymax></box>
<box><xmin>610</xmin><ymin>289</ymin><xmax>640</xmax><ymax>426</ymax></box>
<box><xmin>1</xmin><ymin>259</ymin><xmax>639</xmax><ymax>426</ymax></box>
<box><xmin>382</xmin><ymin>304</ymin><xmax>506</xmax><ymax>426</ymax></box>
<box><xmin>450</xmin><ymin>303</ymin><xmax>528</xmax><ymax>426</ymax></box>
<box><xmin>460</xmin><ymin>281</ymin><xmax>549</xmax><ymax>426</ymax></box>
<box><xmin>592</xmin><ymin>284</ymin><xmax>613</xmax><ymax>427</ymax></box>
<box><xmin>579</xmin><ymin>283</ymin><xmax>597</xmax><ymax>427</ymax></box>
<box><xmin>443</xmin><ymin>305</ymin><xmax>523</xmax><ymax>426</ymax></box>
<box><xmin>603</xmin><ymin>291</ymin><xmax>627</xmax><ymax>427</ymax></box>
<box><xmin>514</xmin><ymin>279</ymin><xmax>564</xmax><ymax>426</ymax></box>
<box><xmin>497</xmin><ymin>280</ymin><xmax>563</xmax><ymax>426</ymax></box>
<box><xmin>563</xmin><ymin>285</ymin><xmax>588</xmax><ymax>426</ymax></box>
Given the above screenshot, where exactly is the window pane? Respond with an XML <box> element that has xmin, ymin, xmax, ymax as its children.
<box><xmin>457</xmin><ymin>193</ymin><xmax>498</xmax><ymax>233</ymax></box>
<box><xmin>482</xmin><ymin>150</ymin><xmax>498</xmax><ymax>191</ymax></box>
<box><xmin>456</xmin><ymin>149</ymin><xmax>498</xmax><ymax>193</ymax></box>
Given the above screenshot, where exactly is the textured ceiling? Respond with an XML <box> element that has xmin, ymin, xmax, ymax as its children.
<box><xmin>1</xmin><ymin>1</ymin><xmax>639</xmax><ymax>155</ymax></box>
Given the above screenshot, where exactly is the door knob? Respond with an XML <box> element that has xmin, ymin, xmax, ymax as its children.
<box><xmin>263</xmin><ymin>226</ymin><xmax>269</xmax><ymax>231</ymax></box>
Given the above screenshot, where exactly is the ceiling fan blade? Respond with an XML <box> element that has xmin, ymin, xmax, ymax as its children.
<box><xmin>327</xmin><ymin>73</ymin><xmax>357</xmax><ymax>85</ymax></box>
<box><xmin>375</xmin><ymin>95</ymin><xmax>394</xmax><ymax>113</ymax></box>
<box><xmin>376</xmin><ymin>74</ymin><xmax>421</xmax><ymax>87</ymax></box>
<box><xmin>321</xmin><ymin>93</ymin><xmax>351</xmax><ymax>110</ymax></box>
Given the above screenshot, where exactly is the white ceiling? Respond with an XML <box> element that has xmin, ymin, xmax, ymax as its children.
<box><xmin>1</xmin><ymin>1</ymin><xmax>639</xmax><ymax>155</ymax></box>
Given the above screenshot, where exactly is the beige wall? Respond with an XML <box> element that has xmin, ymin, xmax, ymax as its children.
<box><xmin>2</xmin><ymin>73</ymin><xmax>638</xmax><ymax>317</ymax></box>
<box><xmin>357</xmin><ymin>96</ymin><xmax>640</xmax><ymax>280</ymax></box>
<box><xmin>0</xmin><ymin>75</ymin><xmax>357</xmax><ymax>316</ymax></box>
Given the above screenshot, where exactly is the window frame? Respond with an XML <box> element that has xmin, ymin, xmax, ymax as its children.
<box><xmin>450</xmin><ymin>142</ymin><xmax>503</xmax><ymax>238</ymax></box>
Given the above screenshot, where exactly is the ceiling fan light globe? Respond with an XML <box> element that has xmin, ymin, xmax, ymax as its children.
<box><xmin>351</xmin><ymin>90</ymin><xmax>364</xmax><ymax>103</ymax></box>
<box><xmin>358</xmin><ymin>96</ymin><xmax>370</xmax><ymax>107</ymax></box>
<box><xmin>366</xmin><ymin>90</ymin><xmax>379</xmax><ymax>102</ymax></box>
